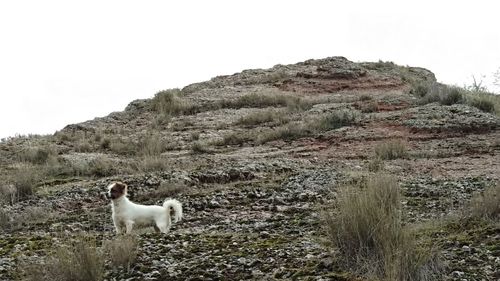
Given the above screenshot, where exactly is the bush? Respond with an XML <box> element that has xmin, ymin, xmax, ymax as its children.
<box><xmin>86</xmin><ymin>157</ymin><xmax>117</xmax><ymax>177</ymax></box>
<box><xmin>0</xmin><ymin>208</ymin><xmax>11</xmax><ymax>230</ymax></box>
<box><xmin>136</xmin><ymin>181</ymin><xmax>188</xmax><ymax>201</ymax></box>
<box><xmin>439</xmin><ymin>87</ymin><xmax>464</xmax><ymax>105</ymax></box>
<box><xmin>24</xmin><ymin>236</ymin><xmax>104</xmax><ymax>281</ymax></box>
<box><xmin>138</xmin><ymin>133</ymin><xmax>165</xmax><ymax>157</ymax></box>
<box><xmin>11</xmin><ymin>165</ymin><xmax>41</xmax><ymax>201</ymax></box>
<box><xmin>323</xmin><ymin>174</ymin><xmax>442</xmax><ymax>280</ymax></box>
<box><xmin>215</xmin><ymin>132</ymin><xmax>253</xmax><ymax>146</ymax></box>
<box><xmin>257</xmin><ymin>123</ymin><xmax>311</xmax><ymax>144</ymax></box>
<box><xmin>191</xmin><ymin>141</ymin><xmax>211</xmax><ymax>154</ymax></box>
<box><xmin>109</xmin><ymin>138</ymin><xmax>136</xmax><ymax>156</ymax></box>
<box><xmin>235</xmin><ymin>109</ymin><xmax>288</xmax><ymax>126</ymax></box>
<box><xmin>315</xmin><ymin>110</ymin><xmax>358</xmax><ymax>131</ymax></box>
<box><xmin>359</xmin><ymin>94</ymin><xmax>372</xmax><ymax>101</ymax></box>
<box><xmin>417</xmin><ymin>83</ymin><xmax>464</xmax><ymax>106</ymax></box>
<box><xmin>131</xmin><ymin>156</ymin><xmax>168</xmax><ymax>173</ymax></box>
<box><xmin>105</xmin><ymin>236</ymin><xmax>138</xmax><ymax>272</ymax></box>
<box><xmin>469</xmin><ymin>182</ymin><xmax>500</xmax><ymax>220</ymax></box>
<box><xmin>466</xmin><ymin>93</ymin><xmax>496</xmax><ymax>113</ymax></box>
<box><xmin>220</xmin><ymin>92</ymin><xmax>312</xmax><ymax>111</ymax></box>
<box><xmin>152</xmin><ymin>89</ymin><xmax>195</xmax><ymax>116</ymax></box>
<box><xmin>375</xmin><ymin>139</ymin><xmax>408</xmax><ymax>160</ymax></box>
<box><xmin>19</xmin><ymin>146</ymin><xmax>57</xmax><ymax>164</ymax></box>
<box><xmin>368</xmin><ymin>156</ymin><xmax>384</xmax><ymax>172</ymax></box>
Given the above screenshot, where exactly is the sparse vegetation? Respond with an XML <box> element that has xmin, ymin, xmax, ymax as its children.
<box><xmin>219</xmin><ymin>92</ymin><xmax>312</xmax><ymax>111</ymax></box>
<box><xmin>323</xmin><ymin>174</ymin><xmax>442</xmax><ymax>280</ymax></box>
<box><xmin>414</xmin><ymin>82</ymin><xmax>500</xmax><ymax>115</ymax></box>
<box><xmin>367</xmin><ymin>156</ymin><xmax>384</xmax><ymax>172</ymax></box>
<box><xmin>359</xmin><ymin>94</ymin><xmax>372</xmax><ymax>101</ymax></box>
<box><xmin>105</xmin><ymin>236</ymin><xmax>138</xmax><ymax>272</ymax></box>
<box><xmin>145</xmin><ymin>181</ymin><xmax>188</xmax><ymax>199</ymax></box>
<box><xmin>191</xmin><ymin>141</ymin><xmax>211</xmax><ymax>154</ymax></box>
<box><xmin>24</xmin><ymin>236</ymin><xmax>104</xmax><ymax>281</ymax></box>
<box><xmin>215</xmin><ymin>131</ymin><xmax>253</xmax><ymax>146</ymax></box>
<box><xmin>11</xmin><ymin>165</ymin><xmax>41</xmax><ymax>201</ymax></box>
<box><xmin>416</xmin><ymin>83</ymin><xmax>464</xmax><ymax>106</ymax></box>
<box><xmin>375</xmin><ymin>139</ymin><xmax>408</xmax><ymax>160</ymax></box>
<box><xmin>0</xmin><ymin>208</ymin><xmax>11</xmax><ymax>230</ymax></box>
<box><xmin>314</xmin><ymin>110</ymin><xmax>359</xmax><ymax>131</ymax></box>
<box><xmin>151</xmin><ymin>88</ymin><xmax>196</xmax><ymax>116</ymax></box>
<box><xmin>468</xmin><ymin>182</ymin><xmax>500</xmax><ymax>220</ymax></box>
<box><xmin>257</xmin><ymin>123</ymin><xmax>312</xmax><ymax>144</ymax></box>
<box><xmin>132</xmin><ymin>156</ymin><xmax>169</xmax><ymax>173</ymax></box>
<box><xmin>18</xmin><ymin>146</ymin><xmax>57</xmax><ymax>164</ymax></box>
<box><xmin>138</xmin><ymin>133</ymin><xmax>165</xmax><ymax>157</ymax></box>
<box><xmin>465</xmin><ymin>91</ymin><xmax>499</xmax><ymax>115</ymax></box>
<box><xmin>235</xmin><ymin>109</ymin><xmax>289</xmax><ymax>126</ymax></box>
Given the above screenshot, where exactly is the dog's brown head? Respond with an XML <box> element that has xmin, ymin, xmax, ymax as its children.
<box><xmin>107</xmin><ymin>182</ymin><xmax>128</xmax><ymax>200</ymax></box>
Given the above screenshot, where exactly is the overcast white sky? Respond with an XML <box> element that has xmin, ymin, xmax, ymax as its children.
<box><xmin>1</xmin><ymin>0</ymin><xmax>499</xmax><ymax>139</ymax></box>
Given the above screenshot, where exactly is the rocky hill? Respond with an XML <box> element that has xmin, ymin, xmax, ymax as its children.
<box><xmin>0</xmin><ymin>57</ymin><xmax>499</xmax><ymax>280</ymax></box>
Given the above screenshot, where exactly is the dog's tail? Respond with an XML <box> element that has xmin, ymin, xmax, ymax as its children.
<box><xmin>163</xmin><ymin>199</ymin><xmax>183</xmax><ymax>223</ymax></box>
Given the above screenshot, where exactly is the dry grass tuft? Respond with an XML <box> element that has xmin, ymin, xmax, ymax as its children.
<box><xmin>105</xmin><ymin>236</ymin><xmax>138</xmax><ymax>272</ymax></box>
<box><xmin>375</xmin><ymin>139</ymin><xmax>408</xmax><ymax>160</ymax></box>
<box><xmin>469</xmin><ymin>182</ymin><xmax>500</xmax><ymax>220</ymax></box>
<box><xmin>24</xmin><ymin>236</ymin><xmax>104</xmax><ymax>281</ymax></box>
<box><xmin>323</xmin><ymin>174</ymin><xmax>442</xmax><ymax>280</ymax></box>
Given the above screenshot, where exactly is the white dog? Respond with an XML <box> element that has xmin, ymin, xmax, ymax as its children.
<box><xmin>106</xmin><ymin>182</ymin><xmax>183</xmax><ymax>234</ymax></box>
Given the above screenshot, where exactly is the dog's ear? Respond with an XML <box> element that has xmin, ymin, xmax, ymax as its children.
<box><xmin>115</xmin><ymin>182</ymin><xmax>127</xmax><ymax>192</ymax></box>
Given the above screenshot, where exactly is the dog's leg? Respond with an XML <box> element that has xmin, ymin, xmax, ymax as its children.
<box><xmin>156</xmin><ymin>219</ymin><xmax>171</xmax><ymax>234</ymax></box>
<box><xmin>153</xmin><ymin>225</ymin><xmax>161</xmax><ymax>233</ymax></box>
<box><xmin>113</xmin><ymin>217</ymin><xmax>123</xmax><ymax>234</ymax></box>
<box><xmin>125</xmin><ymin>220</ymin><xmax>134</xmax><ymax>234</ymax></box>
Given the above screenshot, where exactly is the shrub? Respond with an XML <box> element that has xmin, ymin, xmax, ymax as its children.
<box><xmin>191</xmin><ymin>141</ymin><xmax>211</xmax><ymax>154</ymax></box>
<box><xmin>138</xmin><ymin>133</ymin><xmax>165</xmax><ymax>157</ymax></box>
<box><xmin>0</xmin><ymin>208</ymin><xmax>11</xmax><ymax>230</ymax></box>
<box><xmin>99</xmin><ymin>138</ymin><xmax>111</xmax><ymax>150</ymax></box>
<box><xmin>0</xmin><ymin>184</ymin><xmax>17</xmax><ymax>205</ymax></box>
<box><xmin>257</xmin><ymin>123</ymin><xmax>311</xmax><ymax>144</ymax></box>
<box><xmin>323</xmin><ymin>174</ymin><xmax>442</xmax><ymax>280</ymax></box>
<box><xmin>105</xmin><ymin>236</ymin><xmax>138</xmax><ymax>272</ymax></box>
<box><xmin>86</xmin><ymin>157</ymin><xmax>117</xmax><ymax>177</ymax></box>
<box><xmin>133</xmin><ymin>156</ymin><xmax>169</xmax><ymax>173</ymax></box>
<box><xmin>359</xmin><ymin>94</ymin><xmax>373</xmax><ymax>101</ymax></box>
<box><xmin>359</xmin><ymin>101</ymin><xmax>378</xmax><ymax>113</ymax></box>
<box><xmin>439</xmin><ymin>87</ymin><xmax>464</xmax><ymax>105</ymax></box>
<box><xmin>215</xmin><ymin>132</ymin><xmax>253</xmax><ymax>146</ymax></box>
<box><xmin>314</xmin><ymin>110</ymin><xmax>358</xmax><ymax>131</ymax></box>
<box><xmin>464</xmin><ymin>90</ymin><xmax>499</xmax><ymax>115</ymax></box>
<box><xmin>411</xmin><ymin>83</ymin><xmax>430</xmax><ymax>97</ymax></box>
<box><xmin>190</xmin><ymin>132</ymin><xmax>200</xmax><ymax>141</ymax></box>
<box><xmin>469</xmin><ymin>182</ymin><xmax>500</xmax><ymax>220</ymax></box>
<box><xmin>416</xmin><ymin>83</ymin><xmax>464</xmax><ymax>106</ymax></box>
<box><xmin>109</xmin><ymin>138</ymin><xmax>136</xmax><ymax>156</ymax></box>
<box><xmin>138</xmin><ymin>181</ymin><xmax>188</xmax><ymax>200</ymax></box>
<box><xmin>375</xmin><ymin>139</ymin><xmax>408</xmax><ymax>160</ymax></box>
<box><xmin>235</xmin><ymin>109</ymin><xmax>288</xmax><ymax>126</ymax></box>
<box><xmin>152</xmin><ymin>89</ymin><xmax>195</xmax><ymax>116</ymax></box>
<box><xmin>19</xmin><ymin>146</ymin><xmax>57</xmax><ymax>164</ymax></box>
<box><xmin>11</xmin><ymin>165</ymin><xmax>40</xmax><ymax>200</ymax></box>
<box><xmin>24</xmin><ymin>236</ymin><xmax>104</xmax><ymax>281</ymax></box>
<box><xmin>219</xmin><ymin>92</ymin><xmax>312</xmax><ymax>111</ymax></box>
<box><xmin>368</xmin><ymin>156</ymin><xmax>384</xmax><ymax>172</ymax></box>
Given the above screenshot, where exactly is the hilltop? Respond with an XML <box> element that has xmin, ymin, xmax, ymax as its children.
<box><xmin>0</xmin><ymin>57</ymin><xmax>499</xmax><ymax>280</ymax></box>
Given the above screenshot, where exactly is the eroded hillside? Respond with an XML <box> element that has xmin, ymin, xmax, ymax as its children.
<box><xmin>0</xmin><ymin>57</ymin><xmax>499</xmax><ymax>281</ymax></box>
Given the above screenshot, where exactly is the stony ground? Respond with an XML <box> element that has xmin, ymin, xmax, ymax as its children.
<box><xmin>0</xmin><ymin>57</ymin><xmax>499</xmax><ymax>280</ymax></box>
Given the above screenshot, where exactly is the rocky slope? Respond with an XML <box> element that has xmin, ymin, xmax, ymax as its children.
<box><xmin>0</xmin><ymin>57</ymin><xmax>499</xmax><ymax>280</ymax></box>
